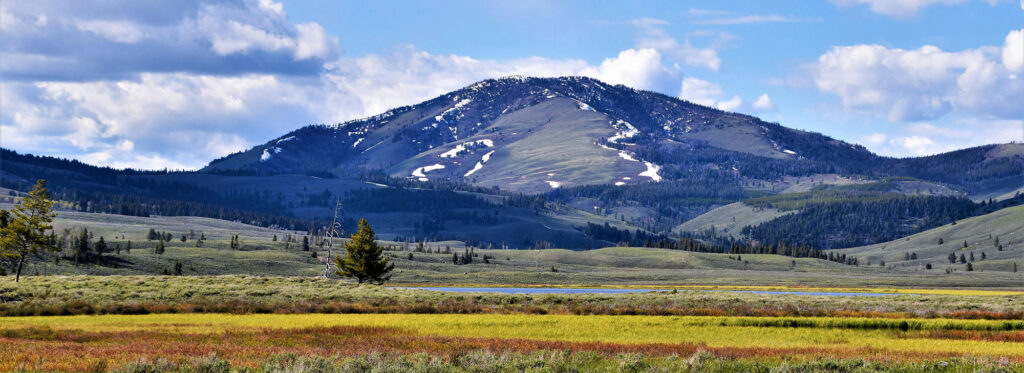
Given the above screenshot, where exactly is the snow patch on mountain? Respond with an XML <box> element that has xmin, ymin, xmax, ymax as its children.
<box><xmin>546</xmin><ymin>180</ymin><xmax>562</xmax><ymax>188</ymax></box>
<box><xmin>783</xmin><ymin>149</ymin><xmax>797</xmax><ymax>155</ymax></box>
<box><xmin>640</xmin><ymin>162</ymin><xmax>662</xmax><ymax>182</ymax></box>
<box><xmin>411</xmin><ymin>164</ymin><xmax>446</xmax><ymax>182</ymax></box>
<box><xmin>352</xmin><ymin>138</ymin><xmax>364</xmax><ymax>148</ymax></box>
<box><xmin>608</xmin><ymin>120</ymin><xmax>638</xmax><ymax>144</ymax></box>
<box><xmin>435</xmin><ymin>98</ymin><xmax>473</xmax><ymax>122</ymax></box>
<box><xmin>276</xmin><ymin>136</ymin><xmax>295</xmax><ymax>144</ymax></box>
<box><xmin>464</xmin><ymin>150</ymin><xmax>495</xmax><ymax>177</ymax></box>
<box><xmin>618</xmin><ymin>151</ymin><xmax>638</xmax><ymax>162</ymax></box>
<box><xmin>440</xmin><ymin>139</ymin><xmax>495</xmax><ymax>158</ymax></box>
<box><xmin>260</xmin><ymin>149</ymin><xmax>272</xmax><ymax>162</ymax></box>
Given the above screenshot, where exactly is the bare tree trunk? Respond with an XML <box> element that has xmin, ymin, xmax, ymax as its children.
<box><xmin>15</xmin><ymin>254</ymin><xmax>26</xmax><ymax>283</ymax></box>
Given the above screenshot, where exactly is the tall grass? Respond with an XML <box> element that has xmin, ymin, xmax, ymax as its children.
<box><xmin>2</xmin><ymin>276</ymin><xmax>1022</xmax><ymax>319</ymax></box>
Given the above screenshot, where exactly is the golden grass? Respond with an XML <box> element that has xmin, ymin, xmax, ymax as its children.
<box><xmin>395</xmin><ymin>283</ymin><xmax>1024</xmax><ymax>296</ymax></box>
<box><xmin>5</xmin><ymin>313</ymin><xmax>1024</xmax><ymax>358</ymax></box>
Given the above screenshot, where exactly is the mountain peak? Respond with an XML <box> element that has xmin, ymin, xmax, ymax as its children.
<box><xmin>204</xmin><ymin>75</ymin><xmax>876</xmax><ymax>193</ymax></box>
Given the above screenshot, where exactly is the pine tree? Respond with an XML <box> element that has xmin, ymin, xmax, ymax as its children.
<box><xmin>966</xmin><ymin>262</ymin><xmax>974</xmax><ymax>271</ymax></box>
<box><xmin>0</xmin><ymin>180</ymin><xmax>57</xmax><ymax>282</ymax></box>
<box><xmin>95</xmin><ymin>236</ymin><xmax>107</xmax><ymax>258</ymax></box>
<box><xmin>147</xmin><ymin>228</ymin><xmax>158</xmax><ymax>241</ymax></box>
<box><xmin>155</xmin><ymin>240</ymin><xmax>165</xmax><ymax>255</ymax></box>
<box><xmin>126</xmin><ymin>240</ymin><xmax>131</xmax><ymax>253</ymax></box>
<box><xmin>302</xmin><ymin>236</ymin><xmax>310</xmax><ymax>251</ymax></box>
<box><xmin>335</xmin><ymin>219</ymin><xmax>393</xmax><ymax>284</ymax></box>
<box><xmin>76</xmin><ymin>228</ymin><xmax>90</xmax><ymax>264</ymax></box>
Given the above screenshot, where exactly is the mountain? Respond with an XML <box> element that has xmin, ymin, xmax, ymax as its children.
<box><xmin>2</xmin><ymin>76</ymin><xmax>1021</xmax><ymax>250</ymax></box>
<box><xmin>205</xmin><ymin>76</ymin><xmax>1021</xmax><ymax>197</ymax></box>
<box><xmin>205</xmin><ymin>76</ymin><xmax>879</xmax><ymax>193</ymax></box>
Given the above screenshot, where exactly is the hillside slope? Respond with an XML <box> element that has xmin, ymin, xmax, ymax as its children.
<box><xmin>836</xmin><ymin>205</ymin><xmax>1024</xmax><ymax>272</ymax></box>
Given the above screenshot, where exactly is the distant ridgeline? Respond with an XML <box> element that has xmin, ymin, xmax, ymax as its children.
<box><xmin>0</xmin><ymin>149</ymin><xmax>332</xmax><ymax>231</ymax></box>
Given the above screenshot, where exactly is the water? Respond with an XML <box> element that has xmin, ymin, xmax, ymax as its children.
<box><xmin>401</xmin><ymin>287</ymin><xmax>661</xmax><ymax>294</ymax></box>
<box><xmin>399</xmin><ymin>287</ymin><xmax>909</xmax><ymax>297</ymax></box>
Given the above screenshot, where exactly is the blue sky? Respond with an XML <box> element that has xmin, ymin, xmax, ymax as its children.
<box><xmin>1</xmin><ymin>0</ymin><xmax>1021</xmax><ymax>169</ymax></box>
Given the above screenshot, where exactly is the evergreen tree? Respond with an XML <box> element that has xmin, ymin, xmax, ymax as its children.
<box><xmin>302</xmin><ymin>236</ymin><xmax>310</xmax><ymax>251</ymax></box>
<box><xmin>155</xmin><ymin>240</ymin><xmax>165</xmax><ymax>255</ymax></box>
<box><xmin>334</xmin><ymin>219</ymin><xmax>394</xmax><ymax>284</ymax></box>
<box><xmin>0</xmin><ymin>180</ymin><xmax>57</xmax><ymax>282</ymax></box>
<box><xmin>126</xmin><ymin>240</ymin><xmax>131</xmax><ymax>253</ymax></box>
<box><xmin>95</xmin><ymin>236</ymin><xmax>107</xmax><ymax>256</ymax></box>
<box><xmin>76</xmin><ymin>228</ymin><xmax>90</xmax><ymax>264</ymax></box>
<box><xmin>966</xmin><ymin>262</ymin><xmax>974</xmax><ymax>271</ymax></box>
<box><xmin>948</xmin><ymin>252</ymin><xmax>956</xmax><ymax>264</ymax></box>
<box><xmin>147</xmin><ymin>228</ymin><xmax>158</xmax><ymax>241</ymax></box>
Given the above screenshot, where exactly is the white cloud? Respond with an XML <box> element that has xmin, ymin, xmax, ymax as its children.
<box><xmin>74</xmin><ymin>19</ymin><xmax>147</xmax><ymax>43</ymax></box>
<box><xmin>867</xmin><ymin>119</ymin><xmax>1021</xmax><ymax>156</ymax></box>
<box><xmin>811</xmin><ymin>29</ymin><xmax>1024</xmax><ymax>121</ymax></box>
<box><xmin>630</xmin><ymin>18</ymin><xmax>721</xmax><ymax>72</ymax></box>
<box><xmin>580</xmin><ymin>48</ymin><xmax>674</xmax><ymax>91</ymax></box>
<box><xmin>1</xmin><ymin>0</ymin><xmax>340</xmax><ymax>81</ymax></box>
<box><xmin>294</xmin><ymin>23</ymin><xmax>335</xmax><ymax>60</ymax></box>
<box><xmin>829</xmin><ymin>0</ymin><xmax>967</xmax><ymax>17</ymax></box>
<box><xmin>678</xmin><ymin>77</ymin><xmax>749</xmax><ymax>113</ymax></box>
<box><xmin>716</xmin><ymin>96</ymin><xmax>743</xmax><ymax>111</ymax></box>
<box><xmin>752</xmin><ymin>94</ymin><xmax>777</xmax><ymax>111</ymax></box>
<box><xmin>695</xmin><ymin>14</ymin><xmax>815</xmax><ymax>25</ymax></box>
<box><xmin>1004</xmin><ymin>29</ymin><xmax>1023</xmax><ymax>72</ymax></box>
<box><xmin>861</xmin><ymin>133</ymin><xmax>888</xmax><ymax>146</ymax></box>
<box><xmin>679</xmin><ymin>77</ymin><xmax>722</xmax><ymax>106</ymax></box>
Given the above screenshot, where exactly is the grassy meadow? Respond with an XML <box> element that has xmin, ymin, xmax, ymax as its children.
<box><xmin>4</xmin><ymin>312</ymin><xmax>1024</xmax><ymax>371</ymax></box>
<box><xmin>3</xmin><ymin>208</ymin><xmax>1024</xmax><ymax>371</ymax></box>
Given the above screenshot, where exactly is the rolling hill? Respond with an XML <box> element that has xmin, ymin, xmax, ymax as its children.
<box><xmin>836</xmin><ymin>204</ymin><xmax>1024</xmax><ymax>272</ymax></box>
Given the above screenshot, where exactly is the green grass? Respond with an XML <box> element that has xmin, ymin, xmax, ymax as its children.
<box><xmin>3</xmin><ymin>275</ymin><xmax>1023</xmax><ymax>317</ymax></box>
<box><xmin>838</xmin><ymin>204</ymin><xmax>1024</xmax><ymax>272</ymax></box>
<box><xmin>673</xmin><ymin>202</ymin><xmax>793</xmax><ymax>238</ymax></box>
<box><xmin>7</xmin><ymin>203</ymin><xmax>1024</xmax><ymax>287</ymax></box>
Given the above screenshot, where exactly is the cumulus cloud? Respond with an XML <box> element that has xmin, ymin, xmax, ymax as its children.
<box><xmin>678</xmin><ymin>77</ymin><xmax>752</xmax><ymax>113</ymax></box>
<box><xmin>875</xmin><ymin>120</ymin><xmax>1021</xmax><ymax>156</ymax></box>
<box><xmin>1004</xmin><ymin>29</ymin><xmax>1023</xmax><ymax>73</ymax></box>
<box><xmin>751</xmin><ymin>94</ymin><xmax>777</xmax><ymax>112</ymax></box>
<box><xmin>811</xmin><ymin>29</ymin><xmax>1024</xmax><ymax>122</ymax></box>
<box><xmin>580</xmin><ymin>48</ymin><xmax>676</xmax><ymax>92</ymax></box>
<box><xmin>629</xmin><ymin>18</ymin><xmax>721</xmax><ymax>72</ymax></box>
<box><xmin>0</xmin><ymin>0</ymin><xmax>339</xmax><ymax>81</ymax></box>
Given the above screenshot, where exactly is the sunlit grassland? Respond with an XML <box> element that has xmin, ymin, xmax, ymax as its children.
<box><xmin>4</xmin><ymin>276</ymin><xmax>1024</xmax><ymax>318</ymax></box>
<box><xmin>16</xmin><ymin>205</ymin><xmax>1024</xmax><ymax>288</ymax></box>
<box><xmin>3</xmin><ymin>313</ymin><xmax>1024</xmax><ymax>361</ymax></box>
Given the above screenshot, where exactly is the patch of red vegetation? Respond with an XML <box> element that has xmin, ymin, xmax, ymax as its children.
<box><xmin>2</xmin><ymin>325</ymin><xmax>1021</xmax><ymax>372</ymax></box>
